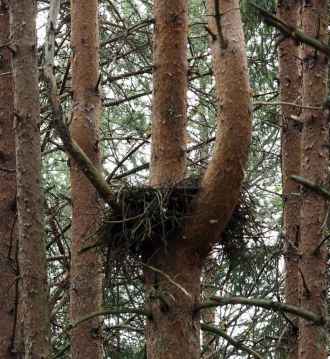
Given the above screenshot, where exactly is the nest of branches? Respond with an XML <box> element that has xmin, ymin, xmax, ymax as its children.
<box><xmin>96</xmin><ymin>181</ymin><xmax>258</xmax><ymax>267</ymax></box>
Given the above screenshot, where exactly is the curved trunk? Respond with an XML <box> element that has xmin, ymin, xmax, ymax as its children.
<box><xmin>185</xmin><ymin>0</ymin><xmax>252</xmax><ymax>257</ymax></box>
<box><xmin>299</xmin><ymin>1</ymin><xmax>328</xmax><ymax>359</ymax></box>
<box><xmin>10</xmin><ymin>0</ymin><xmax>50</xmax><ymax>357</ymax></box>
<box><xmin>69</xmin><ymin>1</ymin><xmax>103</xmax><ymax>358</ymax></box>
<box><xmin>147</xmin><ymin>0</ymin><xmax>251</xmax><ymax>357</ymax></box>
<box><xmin>277</xmin><ymin>1</ymin><xmax>302</xmax><ymax>358</ymax></box>
<box><xmin>0</xmin><ymin>2</ymin><xmax>18</xmax><ymax>357</ymax></box>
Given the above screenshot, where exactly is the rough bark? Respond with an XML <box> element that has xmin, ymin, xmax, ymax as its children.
<box><xmin>9</xmin><ymin>0</ymin><xmax>50</xmax><ymax>357</ymax></box>
<box><xmin>69</xmin><ymin>1</ymin><xmax>103</xmax><ymax>358</ymax></box>
<box><xmin>0</xmin><ymin>1</ymin><xmax>18</xmax><ymax>357</ymax></box>
<box><xmin>149</xmin><ymin>0</ymin><xmax>188</xmax><ymax>186</ymax></box>
<box><xmin>146</xmin><ymin>0</ymin><xmax>251</xmax><ymax>358</ymax></box>
<box><xmin>298</xmin><ymin>1</ymin><xmax>329</xmax><ymax>359</ymax></box>
<box><xmin>277</xmin><ymin>1</ymin><xmax>302</xmax><ymax>358</ymax></box>
<box><xmin>146</xmin><ymin>1</ymin><xmax>200</xmax><ymax>357</ymax></box>
<box><xmin>185</xmin><ymin>0</ymin><xmax>252</xmax><ymax>256</ymax></box>
<box><xmin>201</xmin><ymin>259</ymin><xmax>218</xmax><ymax>358</ymax></box>
<box><xmin>144</xmin><ymin>242</ymin><xmax>202</xmax><ymax>359</ymax></box>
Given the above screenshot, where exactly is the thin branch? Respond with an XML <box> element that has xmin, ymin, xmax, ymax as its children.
<box><xmin>67</xmin><ymin>307</ymin><xmax>151</xmax><ymax>331</ymax></box>
<box><xmin>43</xmin><ymin>68</ymin><xmax>116</xmax><ymax>206</ymax></box>
<box><xmin>112</xmin><ymin>136</ymin><xmax>217</xmax><ymax>180</ymax></box>
<box><xmin>253</xmin><ymin>101</ymin><xmax>321</xmax><ymax>111</ymax></box>
<box><xmin>107</xmin><ymin>135</ymin><xmax>150</xmax><ymax>182</ymax></box>
<box><xmin>43</xmin><ymin>0</ymin><xmax>117</xmax><ymax>207</ymax></box>
<box><xmin>105</xmin><ymin>324</ymin><xmax>144</xmax><ymax>334</ymax></box>
<box><xmin>0</xmin><ymin>71</ymin><xmax>12</xmax><ymax>77</ymax></box>
<box><xmin>250</xmin><ymin>1</ymin><xmax>330</xmax><ymax>57</ymax></box>
<box><xmin>313</xmin><ymin>235</ymin><xmax>330</xmax><ymax>255</ymax></box>
<box><xmin>0</xmin><ymin>166</ymin><xmax>15</xmax><ymax>173</ymax></box>
<box><xmin>291</xmin><ymin>175</ymin><xmax>330</xmax><ymax>200</ymax></box>
<box><xmin>104</xmin><ymin>91</ymin><xmax>152</xmax><ymax>107</ymax></box>
<box><xmin>196</xmin><ymin>296</ymin><xmax>324</xmax><ymax>325</ymax></box>
<box><xmin>201</xmin><ymin>323</ymin><xmax>264</xmax><ymax>359</ymax></box>
<box><xmin>142</xmin><ymin>263</ymin><xmax>192</xmax><ymax>298</ymax></box>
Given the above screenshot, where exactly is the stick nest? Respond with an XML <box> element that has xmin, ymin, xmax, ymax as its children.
<box><xmin>95</xmin><ymin>182</ymin><xmax>258</xmax><ymax>264</ymax></box>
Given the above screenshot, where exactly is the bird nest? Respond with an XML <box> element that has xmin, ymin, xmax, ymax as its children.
<box><xmin>94</xmin><ymin>184</ymin><xmax>257</xmax><ymax>265</ymax></box>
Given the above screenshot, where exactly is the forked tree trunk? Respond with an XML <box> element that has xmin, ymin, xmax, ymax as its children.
<box><xmin>0</xmin><ymin>1</ymin><xmax>18</xmax><ymax>357</ymax></box>
<box><xmin>9</xmin><ymin>1</ymin><xmax>50</xmax><ymax>357</ymax></box>
<box><xmin>146</xmin><ymin>0</ymin><xmax>251</xmax><ymax>358</ymax></box>
<box><xmin>69</xmin><ymin>1</ymin><xmax>103</xmax><ymax>358</ymax></box>
<box><xmin>277</xmin><ymin>1</ymin><xmax>302</xmax><ymax>358</ymax></box>
<box><xmin>299</xmin><ymin>1</ymin><xmax>329</xmax><ymax>358</ymax></box>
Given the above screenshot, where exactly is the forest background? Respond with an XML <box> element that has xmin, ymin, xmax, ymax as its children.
<box><xmin>0</xmin><ymin>0</ymin><xmax>329</xmax><ymax>358</ymax></box>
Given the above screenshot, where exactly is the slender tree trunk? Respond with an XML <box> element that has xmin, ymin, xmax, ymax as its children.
<box><xmin>277</xmin><ymin>1</ymin><xmax>302</xmax><ymax>358</ymax></box>
<box><xmin>9</xmin><ymin>1</ymin><xmax>50</xmax><ymax>357</ymax></box>
<box><xmin>299</xmin><ymin>1</ymin><xmax>328</xmax><ymax>359</ymax></box>
<box><xmin>0</xmin><ymin>1</ymin><xmax>18</xmax><ymax>357</ymax></box>
<box><xmin>69</xmin><ymin>1</ymin><xmax>103</xmax><ymax>358</ymax></box>
<box><xmin>145</xmin><ymin>0</ymin><xmax>198</xmax><ymax>358</ymax></box>
<box><xmin>150</xmin><ymin>0</ymin><xmax>188</xmax><ymax>186</ymax></box>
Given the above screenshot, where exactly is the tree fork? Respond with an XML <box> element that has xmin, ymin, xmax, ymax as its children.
<box><xmin>145</xmin><ymin>0</ymin><xmax>252</xmax><ymax>358</ymax></box>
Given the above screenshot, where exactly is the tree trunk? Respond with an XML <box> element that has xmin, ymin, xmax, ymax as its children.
<box><xmin>144</xmin><ymin>242</ymin><xmax>202</xmax><ymax>359</ymax></box>
<box><xmin>299</xmin><ymin>1</ymin><xmax>328</xmax><ymax>359</ymax></box>
<box><xmin>146</xmin><ymin>0</ymin><xmax>251</xmax><ymax>358</ymax></box>
<box><xmin>185</xmin><ymin>0</ymin><xmax>252</xmax><ymax>256</ymax></box>
<box><xmin>0</xmin><ymin>1</ymin><xmax>18</xmax><ymax>357</ymax></box>
<box><xmin>146</xmin><ymin>0</ymin><xmax>197</xmax><ymax>357</ymax></box>
<box><xmin>277</xmin><ymin>1</ymin><xmax>302</xmax><ymax>358</ymax></box>
<box><xmin>201</xmin><ymin>259</ymin><xmax>218</xmax><ymax>358</ymax></box>
<box><xmin>150</xmin><ymin>0</ymin><xmax>188</xmax><ymax>186</ymax></box>
<box><xmin>9</xmin><ymin>1</ymin><xmax>50</xmax><ymax>357</ymax></box>
<box><xmin>69</xmin><ymin>1</ymin><xmax>103</xmax><ymax>358</ymax></box>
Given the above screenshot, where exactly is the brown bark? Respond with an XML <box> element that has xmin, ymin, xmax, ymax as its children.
<box><xmin>146</xmin><ymin>1</ymin><xmax>201</xmax><ymax>357</ymax></box>
<box><xmin>185</xmin><ymin>0</ymin><xmax>252</xmax><ymax>256</ymax></box>
<box><xmin>69</xmin><ymin>1</ymin><xmax>103</xmax><ymax>358</ymax></box>
<box><xmin>0</xmin><ymin>1</ymin><xmax>18</xmax><ymax>357</ymax></box>
<box><xmin>277</xmin><ymin>1</ymin><xmax>302</xmax><ymax>358</ymax></box>
<box><xmin>9</xmin><ymin>0</ymin><xmax>50</xmax><ymax>357</ymax></box>
<box><xmin>298</xmin><ymin>1</ymin><xmax>329</xmax><ymax>359</ymax></box>
<box><xmin>144</xmin><ymin>243</ymin><xmax>202</xmax><ymax>359</ymax></box>
<box><xmin>145</xmin><ymin>0</ymin><xmax>251</xmax><ymax>358</ymax></box>
<box><xmin>201</xmin><ymin>259</ymin><xmax>218</xmax><ymax>358</ymax></box>
<box><xmin>150</xmin><ymin>0</ymin><xmax>188</xmax><ymax>186</ymax></box>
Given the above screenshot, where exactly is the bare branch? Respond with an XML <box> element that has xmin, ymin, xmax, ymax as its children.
<box><xmin>201</xmin><ymin>323</ymin><xmax>264</xmax><ymax>359</ymax></box>
<box><xmin>196</xmin><ymin>296</ymin><xmax>325</xmax><ymax>325</ymax></box>
<box><xmin>250</xmin><ymin>1</ymin><xmax>330</xmax><ymax>57</ymax></box>
<box><xmin>291</xmin><ymin>175</ymin><xmax>330</xmax><ymax>200</ymax></box>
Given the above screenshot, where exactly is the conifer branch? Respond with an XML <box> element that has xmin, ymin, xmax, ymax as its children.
<box><xmin>250</xmin><ymin>1</ymin><xmax>330</xmax><ymax>57</ymax></box>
